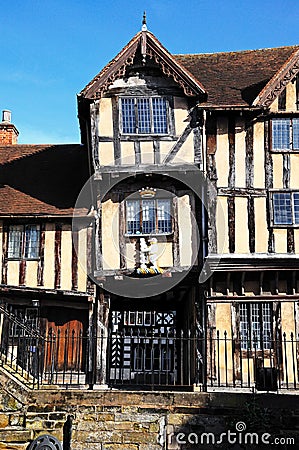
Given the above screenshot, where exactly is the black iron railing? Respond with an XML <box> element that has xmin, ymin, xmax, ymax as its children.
<box><xmin>0</xmin><ymin>307</ymin><xmax>298</xmax><ymax>392</ymax></box>
<box><xmin>207</xmin><ymin>329</ymin><xmax>299</xmax><ymax>391</ymax></box>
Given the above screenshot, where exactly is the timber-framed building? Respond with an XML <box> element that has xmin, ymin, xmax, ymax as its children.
<box><xmin>0</xmin><ymin>23</ymin><xmax>299</xmax><ymax>392</ymax></box>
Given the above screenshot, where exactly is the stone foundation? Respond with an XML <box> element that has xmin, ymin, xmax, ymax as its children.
<box><xmin>0</xmin><ymin>370</ymin><xmax>298</xmax><ymax>449</ymax></box>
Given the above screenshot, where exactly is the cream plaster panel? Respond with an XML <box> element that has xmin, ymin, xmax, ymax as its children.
<box><xmin>269</xmin><ymin>96</ymin><xmax>279</xmax><ymax>112</ymax></box>
<box><xmin>140</xmin><ymin>142</ymin><xmax>154</xmax><ymax>164</ymax></box>
<box><xmin>253</xmin><ymin>122</ymin><xmax>265</xmax><ymax>188</ymax></box>
<box><xmin>235</xmin><ymin>119</ymin><xmax>246</xmax><ymax>187</ymax></box>
<box><xmin>274</xmin><ymin>229</ymin><xmax>287</xmax><ymax>253</ymax></box>
<box><xmin>121</xmin><ymin>142</ymin><xmax>135</xmax><ymax>165</ymax></box>
<box><xmin>77</xmin><ymin>227</ymin><xmax>87</xmax><ymax>292</ymax></box>
<box><xmin>126</xmin><ymin>242</ymin><xmax>136</xmax><ymax>269</ymax></box>
<box><xmin>157</xmin><ymin>242</ymin><xmax>173</xmax><ymax>267</ymax></box>
<box><xmin>254</xmin><ymin>197</ymin><xmax>268</xmax><ymax>253</ymax></box>
<box><xmin>173</xmin><ymin>97</ymin><xmax>189</xmax><ymax>135</ymax></box>
<box><xmin>98</xmin><ymin>98</ymin><xmax>113</xmax><ymax>137</ymax></box>
<box><xmin>43</xmin><ymin>224</ymin><xmax>55</xmax><ymax>289</ymax></box>
<box><xmin>215</xmin><ymin>117</ymin><xmax>229</xmax><ymax>187</ymax></box>
<box><xmin>235</xmin><ymin>197</ymin><xmax>249</xmax><ymax>253</ymax></box>
<box><xmin>25</xmin><ymin>261</ymin><xmax>38</xmax><ymax>288</ymax></box>
<box><xmin>99</xmin><ymin>142</ymin><xmax>115</xmax><ymax>166</ymax></box>
<box><xmin>7</xmin><ymin>261</ymin><xmax>19</xmax><ymax>286</ymax></box>
<box><xmin>272</xmin><ymin>153</ymin><xmax>283</xmax><ymax>188</ymax></box>
<box><xmin>286</xmin><ymin>81</ymin><xmax>297</xmax><ymax>111</ymax></box>
<box><xmin>215</xmin><ymin>303</ymin><xmax>233</xmax><ymax>380</ymax></box>
<box><xmin>173</xmin><ymin>133</ymin><xmax>194</xmax><ymax>164</ymax></box>
<box><xmin>178</xmin><ymin>195</ymin><xmax>192</xmax><ymax>267</ymax></box>
<box><xmin>160</xmin><ymin>142</ymin><xmax>173</xmax><ymax>162</ymax></box>
<box><xmin>294</xmin><ymin>229</ymin><xmax>299</xmax><ymax>254</ymax></box>
<box><xmin>215</xmin><ymin>304</ymin><xmax>232</xmax><ymax>336</ymax></box>
<box><xmin>102</xmin><ymin>199</ymin><xmax>120</xmax><ymax>270</ymax></box>
<box><xmin>60</xmin><ymin>226</ymin><xmax>72</xmax><ymax>291</ymax></box>
<box><xmin>281</xmin><ymin>302</ymin><xmax>296</xmax><ymax>383</ymax></box>
<box><xmin>216</xmin><ymin>196</ymin><xmax>229</xmax><ymax>254</ymax></box>
<box><xmin>290</xmin><ymin>154</ymin><xmax>299</xmax><ymax>189</ymax></box>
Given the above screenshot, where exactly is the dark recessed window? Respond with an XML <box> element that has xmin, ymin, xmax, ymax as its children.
<box><xmin>272</xmin><ymin>192</ymin><xmax>299</xmax><ymax>225</ymax></box>
<box><xmin>239</xmin><ymin>302</ymin><xmax>272</xmax><ymax>350</ymax></box>
<box><xmin>7</xmin><ymin>224</ymin><xmax>40</xmax><ymax>259</ymax></box>
<box><xmin>121</xmin><ymin>97</ymin><xmax>168</xmax><ymax>134</ymax></box>
<box><xmin>126</xmin><ymin>199</ymin><xmax>172</xmax><ymax>235</ymax></box>
<box><xmin>271</xmin><ymin>118</ymin><xmax>299</xmax><ymax>151</ymax></box>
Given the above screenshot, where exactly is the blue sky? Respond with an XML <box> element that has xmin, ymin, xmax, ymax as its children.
<box><xmin>0</xmin><ymin>0</ymin><xmax>298</xmax><ymax>144</ymax></box>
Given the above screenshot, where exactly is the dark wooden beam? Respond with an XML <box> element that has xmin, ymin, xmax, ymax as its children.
<box><xmin>283</xmin><ymin>153</ymin><xmax>290</xmax><ymax>189</ymax></box>
<box><xmin>54</xmin><ymin>224</ymin><xmax>62</xmax><ymax>289</ymax></box>
<box><xmin>153</xmin><ymin>140</ymin><xmax>161</xmax><ymax>164</ymax></box>
<box><xmin>134</xmin><ymin>141</ymin><xmax>141</xmax><ymax>165</ymax></box>
<box><xmin>71</xmin><ymin>229</ymin><xmax>78</xmax><ymax>291</ymax></box>
<box><xmin>19</xmin><ymin>260</ymin><xmax>26</xmax><ymax>286</ymax></box>
<box><xmin>163</xmin><ymin>124</ymin><xmax>192</xmax><ymax>163</ymax></box>
<box><xmin>264</xmin><ymin>120</ymin><xmax>274</xmax><ymax>253</ymax></box>
<box><xmin>1</xmin><ymin>224</ymin><xmax>8</xmax><ymax>285</ymax></box>
<box><xmin>248</xmin><ymin>196</ymin><xmax>255</xmax><ymax>253</ymax></box>
<box><xmin>193</xmin><ymin>127</ymin><xmax>202</xmax><ymax>165</ymax></box>
<box><xmin>228</xmin><ymin>116</ymin><xmax>235</xmax><ymax>188</ymax></box>
<box><xmin>227</xmin><ymin>197</ymin><xmax>235</xmax><ymax>253</ymax></box>
<box><xmin>172</xmin><ymin>196</ymin><xmax>180</xmax><ymax>267</ymax></box>
<box><xmin>245</xmin><ymin>122</ymin><xmax>254</xmax><ymax>188</ymax></box>
<box><xmin>37</xmin><ymin>223</ymin><xmax>45</xmax><ymax>286</ymax></box>
<box><xmin>119</xmin><ymin>194</ymin><xmax>126</xmax><ymax>270</ymax></box>
<box><xmin>111</xmin><ymin>97</ymin><xmax>121</xmax><ymax>164</ymax></box>
<box><xmin>287</xmin><ymin>228</ymin><xmax>295</xmax><ymax>254</ymax></box>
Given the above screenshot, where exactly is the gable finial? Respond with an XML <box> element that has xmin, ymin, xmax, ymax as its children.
<box><xmin>142</xmin><ymin>11</ymin><xmax>147</xmax><ymax>31</ymax></box>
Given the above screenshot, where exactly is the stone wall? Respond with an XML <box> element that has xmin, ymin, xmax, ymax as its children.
<box><xmin>0</xmin><ymin>369</ymin><xmax>298</xmax><ymax>449</ymax></box>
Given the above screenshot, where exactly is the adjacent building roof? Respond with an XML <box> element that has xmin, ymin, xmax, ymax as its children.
<box><xmin>0</xmin><ymin>144</ymin><xmax>89</xmax><ymax>216</ymax></box>
<box><xmin>174</xmin><ymin>45</ymin><xmax>299</xmax><ymax>107</ymax></box>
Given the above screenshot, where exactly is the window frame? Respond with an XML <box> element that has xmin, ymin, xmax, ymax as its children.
<box><xmin>270</xmin><ymin>117</ymin><xmax>299</xmax><ymax>152</ymax></box>
<box><xmin>125</xmin><ymin>198</ymin><xmax>173</xmax><ymax>236</ymax></box>
<box><xmin>120</xmin><ymin>96</ymin><xmax>170</xmax><ymax>136</ymax></box>
<box><xmin>270</xmin><ymin>190</ymin><xmax>299</xmax><ymax>227</ymax></box>
<box><xmin>7</xmin><ymin>224</ymin><xmax>41</xmax><ymax>260</ymax></box>
<box><xmin>239</xmin><ymin>302</ymin><xmax>273</xmax><ymax>351</ymax></box>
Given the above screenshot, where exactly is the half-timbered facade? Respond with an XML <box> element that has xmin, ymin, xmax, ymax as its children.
<box><xmin>0</xmin><ymin>23</ymin><xmax>299</xmax><ymax>391</ymax></box>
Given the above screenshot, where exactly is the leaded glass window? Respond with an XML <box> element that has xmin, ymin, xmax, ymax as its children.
<box><xmin>7</xmin><ymin>224</ymin><xmax>40</xmax><ymax>259</ymax></box>
<box><xmin>121</xmin><ymin>97</ymin><xmax>168</xmax><ymax>134</ymax></box>
<box><xmin>272</xmin><ymin>118</ymin><xmax>299</xmax><ymax>151</ymax></box>
<box><xmin>240</xmin><ymin>303</ymin><xmax>272</xmax><ymax>350</ymax></box>
<box><xmin>272</xmin><ymin>192</ymin><xmax>299</xmax><ymax>225</ymax></box>
<box><xmin>125</xmin><ymin>199</ymin><xmax>172</xmax><ymax>235</ymax></box>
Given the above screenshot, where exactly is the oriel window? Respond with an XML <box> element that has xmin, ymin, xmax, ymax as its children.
<box><xmin>121</xmin><ymin>97</ymin><xmax>168</xmax><ymax>134</ymax></box>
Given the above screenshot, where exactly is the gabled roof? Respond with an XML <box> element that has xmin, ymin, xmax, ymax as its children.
<box><xmin>0</xmin><ymin>144</ymin><xmax>89</xmax><ymax>216</ymax></box>
<box><xmin>79</xmin><ymin>31</ymin><xmax>206</xmax><ymax>99</ymax></box>
<box><xmin>174</xmin><ymin>45</ymin><xmax>299</xmax><ymax>107</ymax></box>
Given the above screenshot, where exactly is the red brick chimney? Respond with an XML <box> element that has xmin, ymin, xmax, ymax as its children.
<box><xmin>0</xmin><ymin>110</ymin><xmax>19</xmax><ymax>144</ymax></box>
